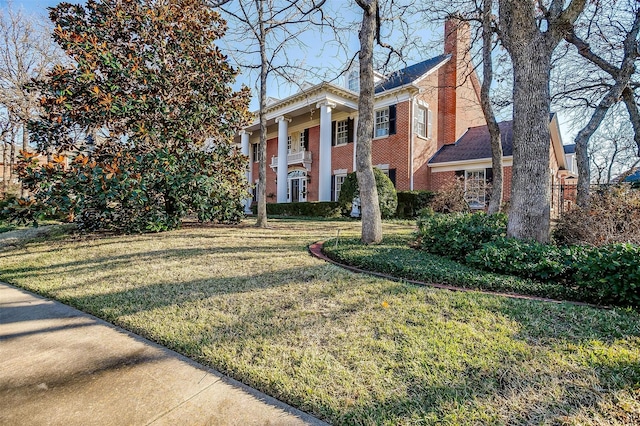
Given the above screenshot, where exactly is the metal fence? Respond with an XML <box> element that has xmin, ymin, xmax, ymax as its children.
<box><xmin>551</xmin><ymin>184</ymin><xmax>577</xmax><ymax>216</ymax></box>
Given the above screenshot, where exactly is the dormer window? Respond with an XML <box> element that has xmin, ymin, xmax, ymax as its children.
<box><xmin>347</xmin><ymin>70</ymin><xmax>359</xmax><ymax>92</ymax></box>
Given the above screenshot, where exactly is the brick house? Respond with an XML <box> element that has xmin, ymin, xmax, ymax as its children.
<box><xmin>236</xmin><ymin>19</ymin><xmax>573</xmax><ymax>212</ymax></box>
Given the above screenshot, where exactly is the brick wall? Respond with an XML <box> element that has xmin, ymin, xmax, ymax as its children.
<box><xmin>371</xmin><ymin>101</ymin><xmax>411</xmax><ymax>190</ymax></box>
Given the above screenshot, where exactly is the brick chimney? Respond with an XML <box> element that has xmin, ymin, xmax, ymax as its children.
<box><xmin>438</xmin><ymin>17</ymin><xmax>471</xmax><ymax>149</ymax></box>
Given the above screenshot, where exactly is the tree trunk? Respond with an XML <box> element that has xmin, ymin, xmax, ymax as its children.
<box><xmin>498</xmin><ymin>0</ymin><xmax>586</xmax><ymax>242</ymax></box>
<box><xmin>506</xmin><ymin>52</ymin><xmax>553</xmax><ymax>243</ymax></box>
<box><xmin>20</xmin><ymin>123</ymin><xmax>28</xmax><ymax>197</ymax></box>
<box><xmin>255</xmin><ymin>0</ymin><xmax>268</xmax><ymax>228</ymax></box>
<box><xmin>2</xmin><ymin>141</ymin><xmax>7</xmax><ymax>197</ymax></box>
<box><xmin>355</xmin><ymin>0</ymin><xmax>382</xmax><ymax>244</ymax></box>
<box><xmin>480</xmin><ymin>0</ymin><xmax>503</xmax><ymax>215</ymax></box>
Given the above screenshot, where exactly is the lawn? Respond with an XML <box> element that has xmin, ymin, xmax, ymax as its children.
<box><xmin>0</xmin><ymin>218</ymin><xmax>639</xmax><ymax>425</ymax></box>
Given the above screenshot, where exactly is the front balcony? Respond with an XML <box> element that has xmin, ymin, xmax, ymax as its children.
<box><xmin>270</xmin><ymin>150</ymin><xmax>312</xmax><ymax>170</ymax></box>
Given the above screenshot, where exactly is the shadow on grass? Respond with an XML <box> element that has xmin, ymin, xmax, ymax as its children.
<box><xmin>0</xmin><ymin>243</ymin><xmax>306</xmax><ymax>283</ymax></box>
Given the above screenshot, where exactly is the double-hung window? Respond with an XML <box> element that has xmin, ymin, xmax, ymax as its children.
<box><xmin>336</xmin><ymin>120</ymin><xmax>349</xmax><ymax>145</ymax></box>
<box><xmin>415</xmin><ymin>107</ymin><xmax>426</xmax><ymax>138</ymax></box>
<box><xmin>414</xmin><ymin>105</ymin><xmax>432</xmax><ymax>138</ymax></box>
<box><xmin>347</xmin><ymin>71</ymin><xmax>359</xmax><ymax>92</ymax></box>
<box><xmin>251</xmin><ymin>143</ymin><xmax>261</xmax><ymax>162</ymax></box>
<box><xmin>334</xmin><ymin>174</ymin><xmax>346</xmax><ymax>201</ymax></box>
<box><xmin>465</xmin><ymin>170</ymin><xmax>486</xmax><ymax>209</ymax></box>
<box><xmin>375</xmin><ymin>108</ymin><xmax>390</xmax><ymax>137</ymax></box>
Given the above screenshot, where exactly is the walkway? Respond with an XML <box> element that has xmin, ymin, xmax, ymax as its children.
<box><xmin>0</xmin><ymin>283</ymin><xmax>328</xmax><ymax>426</ymax></box>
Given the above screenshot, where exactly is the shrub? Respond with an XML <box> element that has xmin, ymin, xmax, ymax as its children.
<box><xmin>574</xmin><ymin>243</ymin><xmax>640</xmax><ymax>307</ymax></box>
<box><xmin>337</xmin><ymin>169</ymin><xmax>398</xmax><ymax>219</ymax></box>
<box><xmin>465</xmin><ymin>237</ymin><xmax>587</xmax><ymax>282</ymax></box>
<box><xmin>416</xmin><ymin>211</ymin><xmax>507</xmax><ymax>260</ymax></box>
<box><xmin>554</xmin><ymin>184</ymin><xmax>640</xmax><ymax>246</ymax></box>
<box><xmin>251</xmin><ymin>201</ymin><xmax>341</xmax><ymax>217</ymax></box>
<box><xmin>396</xmin><ymin>190</ymin><xmax>434</xmax><ymax>218</ymax></box>
<box><xmin>430</xmin><ymin>177</ymin><xmax>470</xmax><ymax>213</ymax></box>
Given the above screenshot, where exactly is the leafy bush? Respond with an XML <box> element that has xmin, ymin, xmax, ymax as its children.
<box><xmin>323</xmin><ymin>236</ymin><xmax>576</xmax><ymax>301</ymax></box>
<box><xmin>396</xmin><ymin>190</ymin><xmax>434</xmax><ymax>218</ymax></box>
<box><xmin>574</xmin><ymin>243</ymin><xmax>640</xmax><ymax>307</ymax></box>
<box><xmin>416</xmin><ymin>211</ymin><xmax>507</xmax><ymax>260</ymax></box>
<box><xmin>337</xmin><ymin>169</ymin><xmax>398</xmax><ymax>219</ymax></box>
<box><xmin>554</xmin><ymin>184</ymin><xmax>640</xmax><ymax>246</ymax></box>
<box><xmin>465</xmin><ymin>237</ymin><xmax>587</xmax><ymax>282</ymax></box>
<box><xmin>430</xmin><ymin>176</ymin><xmax>470</xmax><ymax>213</ymax></box>
<box><xmin>251</xmin><ymin>201</ymin><xmax>341</xmax><ymax>217</ymax></box>
<box><xmin>14</xmin><ymin>147</ymin><xmax>247</xmax><ymax>233</ymax></box>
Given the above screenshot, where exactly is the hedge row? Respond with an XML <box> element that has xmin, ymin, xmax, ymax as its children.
<box><xmin>416</xmin><ymin>212</ymin><xmax>640</xmax><ymax>308</ymax></box>
<box><xmin>249</xmin><ymin>190</ymin><xmax>433</xmax><ymax>219</ymax></box>
<box><xmin>251</xmin><ymin>201</ymin><xmax>341</xmax><ymax>217</ymax></box>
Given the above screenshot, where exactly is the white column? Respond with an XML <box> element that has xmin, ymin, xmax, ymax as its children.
<box><xmin>240</xmin><ymin>130</ymin><xmax>252</xmax><ymax>213</ymax></box>
<box><xmin>317</xmin><ymin>101</ymin><xmax>336</xmax><ymax>201</ymax></box>
<box><xmin>352</xmin><ymin>115</ymin><xmax>358</xmax><ymax>172</ymax></box>
<box><xmin>275</xmin><ymin>116</ymin><xmax>290</xmax><ymax>203</ymax></box>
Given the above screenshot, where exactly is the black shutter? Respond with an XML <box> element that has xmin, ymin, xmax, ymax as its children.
<box><xmin>347</xmin><ymin>118</ymin><xmax>354</xmax><ymax>143</ymax></box>
<box><xmin>303</xmin><ymin>128</ymin><xmax>310</xmax><ymax>150</ymax></box>
<box><xmin>455</xmin><ymin>170</ymin><xmax>465</xmax><ymax>178</ymax></box>
<box><xmin>485</xmin><ymin>168</ymin><xmax>493</xmax><ymax>184</ymax></box>
<box><xmin>388</xmin><ymin>169</ymin><xmax>397</xmax><ymax>187</ymax></box>
<box><xmin>331</xmin><ymin>175</ymin><xmax>335</xmax><ymax>201</ymax></box>
<box><xmin>331</xmin><ymin>120</ymin><xmax>336</xmax><ymax>146</ymax></box>
<box><xmin>388</xmin><ymin>105</ymin><xmax>397</xmax><ymax>135</ymax></box>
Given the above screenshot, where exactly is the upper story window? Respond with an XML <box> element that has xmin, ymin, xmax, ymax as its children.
<box><xmin>414</xmin><ymin>106</ymin><xmax>433</xmax><ymax>139</ymax></box>
<box><xmin>287</xmin><ymin>132</ymin><xmax>306</xmax><ymax>154</ymax></box>
<box><xmin>336</xmin><ymin>120</ymin><xmax>349</xmax><ymax>145</ymax></box>
<box><xmin>252</xmin><ymin>143</ymin><xmax>261</xmax><ymax>163</ymax></box>
<box><xmin>375</xmin><ymin>108</ymin><xmax>390</xmax><ymax>137</ymax></box>
<box><xmin>374</xmin><ymin>105</ymin><xmax>396</xmax><ymax>138</ymax></box>
<box><xmin>347</xmin><ymin>70</ymin><xmax>359</xmax><ymax>92</ymax></box>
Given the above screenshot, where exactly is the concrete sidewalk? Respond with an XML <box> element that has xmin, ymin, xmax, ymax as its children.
<box><xmin>0</xmin><ymin>283</ymin><xmax>328</xmax><ymax>426</ymax></box>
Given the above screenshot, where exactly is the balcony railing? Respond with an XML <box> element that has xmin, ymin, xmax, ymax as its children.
<box><xmin>270</xmin><ymin>150</ymin><xmax>312</xmax><ymax>169</ymax></box>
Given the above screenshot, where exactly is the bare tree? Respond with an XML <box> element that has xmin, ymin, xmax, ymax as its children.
<box><xmin>212</xmin><ymin>0</ymin><xmax>327</xmax><ymax>228</ymax></box>
<box><xmin>353</xmin><ymin>0</ymin><xmax>382</xmax><ymax>244</ymax></box>
<box><xmin>588</xmin><ymin>113</ymin><xmax>640</xmax><ymax>184</ymax></box>
<box><xmin>561</xmin><ymin>1</ymin><xmax>640</xmax><ymax>205</ymax></box>
<box><xmin>0</xmin><ymin>4</ymin><xmax>62</xmax><ymax>195</ymax></box>
<box><xmin>497</xmin><ymin>0</ymin><xmax>586</xmax><ymax>243</ymax></box>
<box><xmin>477</xmin><ymin>2</ymin><xmax>503</xmax><ymax>214</ymax></box>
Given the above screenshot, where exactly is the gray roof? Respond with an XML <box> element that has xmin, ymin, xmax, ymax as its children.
<box><xmin>563</xmin><ymin>144</ymin><xmax>576</xmax><ymax>154</ymax></box>
<box><xmin>375</xmin><ymin>54</ymin><xmax>450</xmax><ymax>93</ymax></box>
<box><xmin>429</xmin><ymin>121</ymin><xmax>514</xmax><ymax>164</ymax></box>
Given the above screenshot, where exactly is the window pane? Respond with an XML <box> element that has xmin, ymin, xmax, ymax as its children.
<box><xmin>337</xmin><ymin>120</ymin><xmax>349</xmax><ymax>145</ymax></box>
<box><xmin>415</xmin><ymin>107</ymin><xmax>426</xmax><ymax>137</ymax></box>
<box><xmin>465</xmin><ymin>170</ymin><xmax>486</xmax><ymax>208</ymax></box>
<box><xmin>375</xmin><ymin>108</ymin><xmax>389</xmax><ymax>137</ymax></box>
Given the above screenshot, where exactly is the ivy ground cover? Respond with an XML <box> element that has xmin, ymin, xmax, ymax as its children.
<box><xmin>0</xmin><ymin>219</ymin><xmax>638</xmax><ymax>425</ymax></box>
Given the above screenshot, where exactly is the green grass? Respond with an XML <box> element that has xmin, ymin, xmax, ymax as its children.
<box><xmin>322</xmin><ymin>235</ymin><xmax>582</xmax><ymax>302</ymax></box>
<box><xmin>0</xmin><ymin>219</ymin><xmax>639</xmax><ymax>425</ymax></box>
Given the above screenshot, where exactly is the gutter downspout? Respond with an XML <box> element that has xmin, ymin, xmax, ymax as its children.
<box><xmin>409</xmin><ymin>94</ymin><xmax>417</xmax><ymax>190</ymax></box>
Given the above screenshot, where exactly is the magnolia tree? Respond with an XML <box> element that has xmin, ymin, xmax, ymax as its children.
<box><xmin>13</xmin><ymin>0</ymin><xmax>251</xmax><ymax>232</ymax></box>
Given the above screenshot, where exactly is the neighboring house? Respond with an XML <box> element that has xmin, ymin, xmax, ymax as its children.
<box><xmin>236</xmin><ymin>19</ymin><xmax>575</xmax><ymax>212</ymax></box>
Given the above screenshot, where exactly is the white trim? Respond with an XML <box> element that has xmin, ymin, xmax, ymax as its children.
<box><xmin>429</xmin><ymin>157</ymin><xmax>514</xmax><ymax>172</ymax></box>
<box><xmin>374</xmin><ymin>163</ymin><xmax>390</xmax><ymax>170</ymax></box>
<box><xmin>373</xmin><ymin>92</ymin><xmax>411</xmax><ymax>109</ymax></box>
<box><xmin>409</xmin><ymin>97</ymin><xmax>415</xmax><ymax>190</ymax></box>
<box><xmin>333</xmin><ymin>168</ymin><xmax>348</xmax><ymax>175</ymax></box>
